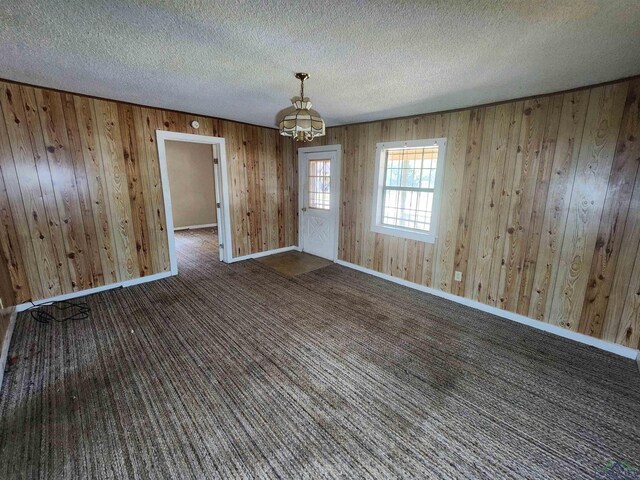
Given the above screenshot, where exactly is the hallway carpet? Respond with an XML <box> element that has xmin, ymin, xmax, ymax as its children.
<box><xmin>1</xmin><ymin>229</ymin><xmax>639</xmax><ymax>479</ymax></box>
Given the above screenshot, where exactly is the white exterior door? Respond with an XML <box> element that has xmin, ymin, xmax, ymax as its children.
<box><xmin>299</xmin><ymin>147</ymin><xmax>340</xmax><ymax>260</ymax></box>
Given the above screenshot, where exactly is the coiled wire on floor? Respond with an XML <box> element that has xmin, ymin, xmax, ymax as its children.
<box><xmin>26</xmin><ymin>299</ymin><xmax>90</xmax><ymax>324</ymax></box>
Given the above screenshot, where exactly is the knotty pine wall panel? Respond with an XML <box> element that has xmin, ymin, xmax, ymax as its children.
<box><xmin>304</xmin><ymin>77</ymin><xmax>640</xmax><ymax>349</ymax></box>
<box><xmin>0</xmin><ymin>79</ymin><xmax>296</xmax><ymax>305</ymax></box>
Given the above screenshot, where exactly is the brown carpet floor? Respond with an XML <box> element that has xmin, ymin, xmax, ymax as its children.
<box><xmin>1</xmin><ymin>228</ymin><xmax>639</xmax><ymax>479</ymax></box>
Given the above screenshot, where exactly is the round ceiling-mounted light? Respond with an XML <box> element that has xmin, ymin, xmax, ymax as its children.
<box><xmin>279</xmin><ymin>73</ymin><xmax>325</xmax><ymax>142</ymax></box>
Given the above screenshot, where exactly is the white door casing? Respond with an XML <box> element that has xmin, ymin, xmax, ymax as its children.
<box><xmin>298</xmin><ymin>145</ymin><xmax>341</xmax><ymax>260</ymax></box>
<box><xmin>156</xmin><ymin>130</ymin><xmax>233</xmax><ymax>270</ymax></box>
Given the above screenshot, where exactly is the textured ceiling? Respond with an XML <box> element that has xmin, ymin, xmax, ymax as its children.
<box><xmin>1</xmin><ymin>1</ymin><xmax>639</xmax><ymax>128</ymax></box>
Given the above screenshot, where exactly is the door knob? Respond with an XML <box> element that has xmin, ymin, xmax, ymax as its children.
<box><xmin>302</xmin><ymin>207</ymin><xmax>307</xmax><ymax>212</ymax></box>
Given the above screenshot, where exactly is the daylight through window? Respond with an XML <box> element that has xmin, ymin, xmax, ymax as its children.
<box><xmin>308</xmin><ymin>159</ymin><xmax>331</xmax><ymax>209</ymax></box>
<box><xmin>382</xmin><ymin>147</ymin><xmax>438</xmax><ymax>231</ymax></box>
<box><xmin>372</xmin><ymin>139</ymin><xmax>446</xmax><ymax>243</ymax></box>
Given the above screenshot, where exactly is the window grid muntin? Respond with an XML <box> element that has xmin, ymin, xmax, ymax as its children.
<box><xmin>308</xmin><ymin>159</ymin><xmax>331</xmax><ymax>210</ymax></box>
<box><xmin>380</xmin><ymin>147</ymin><xmax>438</xmax><ymax>233</ymax></box>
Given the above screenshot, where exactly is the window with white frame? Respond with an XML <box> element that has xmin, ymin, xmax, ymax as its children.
<box><xmin>371</xmin><ymin>138</ymin><xmax>447</xmax><ymax>243</ymax></box>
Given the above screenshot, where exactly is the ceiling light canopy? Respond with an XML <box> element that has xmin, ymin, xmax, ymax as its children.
<box><xmin>279</xmin><ymin>73</ymin><xmax>325</xmax><ymax>142</ymax></box>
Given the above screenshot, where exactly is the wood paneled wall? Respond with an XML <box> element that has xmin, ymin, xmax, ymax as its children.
<box><xmin>0</xmin><ymin>80</ymin><xmax>296</xmax><ymax>304</ymax></box>
<box><xmin>306</xmin><ymin>78</ymin><xmax>640</xmax><ymax>349</ymax></box>
<box><xmin>0</xmin><ymin>238</ymin><xmax>14</xmax><ymax>309</ymax></box>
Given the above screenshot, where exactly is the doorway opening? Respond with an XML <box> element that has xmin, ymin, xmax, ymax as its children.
<box><xmin>156</xmin><ymin>131</ymin><xmax>233</xmax><ymax>274</ymax></box>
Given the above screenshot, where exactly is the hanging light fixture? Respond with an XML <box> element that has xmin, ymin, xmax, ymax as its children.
<box><xmin>279</xmin><ymin>73</ymin><xmax>325</xmax><ymax>142</ymax></box>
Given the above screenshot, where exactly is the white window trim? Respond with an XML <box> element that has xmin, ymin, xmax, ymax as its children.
<box><xmin>371</xmin><ymin>137</ymin><xmax>447</xmax><ymax>244</ymax></box>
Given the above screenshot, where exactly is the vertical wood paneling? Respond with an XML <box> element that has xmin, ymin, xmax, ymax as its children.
<box><xmin>0</xmin><ymin>80</ymin><xmax>293</xmax><ymax>304</ymax></box>
<box><xmin>73</xmin><ymin>96</ymin><xmax>119</xmax><ymax>284</ymax></box>
<box><xmin>516</xmin><ymin>95</ymin><xmax>563</xmax><ymax>316</ymax></box>
<box><xmin>0</xmin><ymin>102</ymin><xmax>32</xmax><ymax>302</ymax></box>
<box><xmin>616</xmin><ymin>240</ymin><xmax>640</xmax><ymax>348</ymax></box>
<box><xmin>21</xmin><ymin>86</ymin><xmax>75</xmax><ymax>294</ymax></box>
<box><xmin>1</xmin><ymin>76</ymin><xmax>639</xmax><ymax>349</ymax></box>
<box><xmin>0</xmin><ymin>238</ymin><xmax>15</xmax><ymax>307</ymax></box>
<box><xmin>351</xmin><ymin>126</ymin><xmax>362</xmax><ymax>266</ymax></box>
<box><xmin>463</xmin><ymin>106</ymin><xmax>496</xmax><ymax>298</ymax></box>
<box><xmin>354</xmin><ymin>123</ymin><xmax>368</xmax><ymax>269</ymax></box>
<box><xmin>611</xmin><ymin>176</ymin><xmax>640</xmax><ymax>348</ymax></box>
<box><xmin>0</xmin><ymin>159</ymin><xmax>29</xmax><ymax>303</ymax></box>
<box><xmin>340</xmin><ymin>127</ymin><xmax>356</xmax><ymax>261</ymax></box>
<box><xmin>453</xmin><ymin>108</ymin><xmax>488</xmax><ymax>296</ymax></box>
<box><xmin>579</xmin><ymin>80</ymin><xmax>640</xmax><ymax>338</ymax></box>
<box><xmin>118</xmin><ymin>104</ymin><xmax>152</xmax><ymax>277</ymax></box>
<box><xmin>312</xmin><ymin>77</ymin><xmax>640</xmax><ymax>349</ymax></box>
<box><xmin>133</xmin><ymin>107</ymin><xmax>164</xmax><ymax>273</ymax></box>
<box><xmin>161</xmin><ymin>111</ymin><xmax>188</xmax><ymax>134</ymax></box>
<box><xmin>548</xmin><ymin>83</ymin><xmax>628</xmax><ymax>331</ymax></box>
<box><xmin>263</xmin><ymin>129</ymin><xmax>277</xmax><ymax>251</ymax></box>
<box><xmin>60</xmin><ymin>92</ymin><xmax>104</xmax><ymax>287</ymax></box>
<box><xmin>603</xmin><ymin>111</ymin><xmax>640</xmax><ymax>346</ymax></box>
<box><xmin>433</xmin><ymin>110</ymin><xmax>470</xmax><ymax>292</ymax></box>
<box><xmin>94</xmin><ymin>99</ymin><xmax>139</xmax><ymax>280</ymax></box>
<box><xmin>225</xmin><ymin>121</ymin><xmax>249</xmax><ymax>257</ymax></box>
<box><xmin>486</xmin><ymin>101</ymin><xmax>523</xmax><ymax>306</ymax></box>
<box><xmin>276</xmin><ymin>136</ymin><xmax>290</xmax><ymax>249</ymax></box>
<box><xmin>472</xmin><ymin>103</ymin><xmax>515</xmax><ymax>303</ymax></box>
<box><xmin>244</xmin><ymin>125</ymin><xmax>261</xmax><ymax>253</ymax></box>
<box><xmin>35</xmin><ymin>88</ymin><xmax>92</xmax><ymax>290</ymax></box>
<box><xmin>498</xmin><ymin>98</ymin><xmax>549</xmax><ymax>311</ymax></box>
<box><xmin>528</xmin><ymin>90</ymin><xmax>590</xmax><ymax>321</ymax></box>
<box><xmin>0</xmin><ymin>83</ymin><xmax>62</xmax><ymax>297</ymax></box>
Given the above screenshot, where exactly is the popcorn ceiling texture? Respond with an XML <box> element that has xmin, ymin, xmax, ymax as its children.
<box><xmin>1</xmin><ymin>0</ymin><xmax>639</xmax><ymax>127</ymax></box>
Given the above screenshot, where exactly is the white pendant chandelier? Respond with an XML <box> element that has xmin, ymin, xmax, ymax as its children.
<box><xmin>279</xmin><ymin>73</ymin><xmax>325</xmax><ymax>142</ymax></box>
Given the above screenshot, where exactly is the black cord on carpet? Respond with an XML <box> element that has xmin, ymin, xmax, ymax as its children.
<box><xmin>27</xmin><ymin>299</ymin><xmax>90</xmax><ymax>324</ymax></box>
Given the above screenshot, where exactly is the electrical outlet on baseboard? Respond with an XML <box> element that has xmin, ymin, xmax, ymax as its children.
<box><xmin>454</xmin><ymin>271</ymin><xmax>463</xmax><ymax>282</ymax></box>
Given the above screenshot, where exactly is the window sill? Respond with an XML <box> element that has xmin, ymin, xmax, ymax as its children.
<box><xmin>371</xmin><ymin>224</ymin><xmax>436</xmax><ymax>244</ymax></box>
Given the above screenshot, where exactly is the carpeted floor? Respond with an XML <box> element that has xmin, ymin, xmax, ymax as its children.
<box><xmin>1</xmin><ymin>228</ymin><xmax>639</xmax><ymax>479</ymax></box>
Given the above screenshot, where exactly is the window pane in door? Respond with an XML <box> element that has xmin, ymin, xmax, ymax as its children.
<box><xmin>308</xmin><ymin>159</ymin><xmax>331</xmax><ymax>209</ymax></box>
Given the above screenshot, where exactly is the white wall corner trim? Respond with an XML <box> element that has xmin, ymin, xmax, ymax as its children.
<box><xmin>230</xmin><ymin>246</ymin><xmax>301</xmax><ymax>263</ymax></box>
<box><xmin>335</xmin><ymin>260</ymin><xmax>640</xmax><ymax>361</ymax></box>
<box><xmin>0</xmin><ymin>308</ymin><xmax>18</xmax><ymax>392</ymax></box>
<box><xmin>14</xmin><ymin>271</ymin><xmax>175</xmax><ymax>313</ymax></box>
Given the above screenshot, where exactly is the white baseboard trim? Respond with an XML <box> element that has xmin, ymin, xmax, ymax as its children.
<box><xmin>15</xmin><ymin>271</ymin><xmax>174</xmax><ymax>313</ymax></box>
<box><xmin>335</xmin><ymin>260</ymin><xmax>639</xmax><ymax>361</ymax></box>
<box><xmin>230</xmin><ymin>245</ymin><xmax>301</xmax><ymax>263</ymax></box>
<box><xmin>0</xmin><ymin>308</ymin><xmax>17</xmax><ymax>391</ymax></box>
<box><xmin>174</xmin><ymin>223</ymin><xmax>217</xmax><ymax>231</ymax></box>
